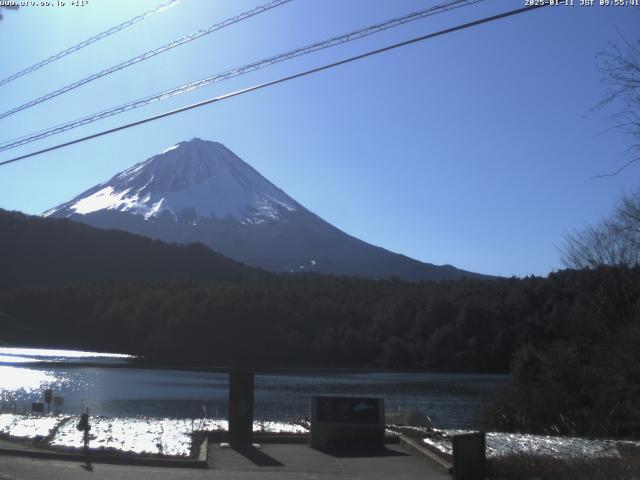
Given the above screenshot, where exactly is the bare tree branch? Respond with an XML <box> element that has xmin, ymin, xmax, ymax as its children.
<box><xmin>591</xmin><ymin>158</ymin><xmax>640</xmax><ymax>179</ymax></box>
<box><xmin>562</xmin><ymin>191</ymin><xmax>640</xmax><ymax>269</ymax></box>
<box><xmin>592</xmin><ymin>34</ymin><xmax>640</xmax><ymax>178</ymax></box>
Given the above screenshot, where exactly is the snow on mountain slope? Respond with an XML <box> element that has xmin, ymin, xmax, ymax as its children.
<box><xmin>44</xmin><ymin>138</ymin><xmax>486</xmax><ymax>281</ymax></box>
<box><xmin>44</xmin><ymin>138</ymin><xmax>298</xmax><ymax>224</ymax></box>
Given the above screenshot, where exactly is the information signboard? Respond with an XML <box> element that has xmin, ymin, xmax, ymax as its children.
<box><xmin>316</xmin><ymin>396</ymin><xmax>381</xmax><ymax>424</ymax></box>
<box><xmin>310</xmin><ymin>396</ymin><xmax>384</xmax><ymax>449</ymax></box>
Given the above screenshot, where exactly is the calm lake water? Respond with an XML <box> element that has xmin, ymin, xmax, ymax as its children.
<box><xmin>0</xmin><ymin>347</ymin><xmax>508</xmax><ymax>429</ymax></box>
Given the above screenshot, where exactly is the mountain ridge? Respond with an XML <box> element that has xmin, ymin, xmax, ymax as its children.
<box><xmin>45</xmin><ymin>138</ymin><xmax>487</xmax><ymax>281</ymax></box>
<box><xmin>0</xmin><ymin>208</ymin><xmax>263</xmax><ymax>288</ymax></box>
<box><xmin>45</xmin><ymin>138</ymin><xmax>299</xmax><ymax>224</ymax></box>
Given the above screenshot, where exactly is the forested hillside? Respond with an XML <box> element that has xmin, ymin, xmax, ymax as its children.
<box><xmin>0</xmin><ymin>209</ymin><xmax>263</xmax><ymax>287</ymax></box>
<box><xmin>2</xmin><ymin>267</ymin><xmax>636</xmax><ymax>374</ymax></box>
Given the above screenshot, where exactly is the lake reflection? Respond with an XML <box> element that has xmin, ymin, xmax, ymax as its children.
<box><xmin>0</xmin><ymin>347</ymin><xmax>508</xmax><ymax>429</ymax></box>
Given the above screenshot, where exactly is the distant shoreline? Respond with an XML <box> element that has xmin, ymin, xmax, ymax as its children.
<box><xmin>1</xmin><ymin>357</ymin><xmax>510</xmax><ymax>377</ymax></box>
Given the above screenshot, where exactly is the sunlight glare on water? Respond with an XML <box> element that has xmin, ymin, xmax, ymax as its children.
<box><xmin>0</xmin><ymin>355</ymin><xmax>41</xmax><ymax>363</ymax></box>
<box><xmin>0</xmin><ymin>366</ymin><xmax>55</xmax><ymax>393</ymax></box>
<box><xmin>0</xmin><ymin>347</ymin><xmax>133</xmax><ymax>359</ymax></box>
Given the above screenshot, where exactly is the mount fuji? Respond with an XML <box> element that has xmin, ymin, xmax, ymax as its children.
<box><xmin>44</xmin><ymin>138</ymin><xmax>482</xmax><ymax>281</ymax></box>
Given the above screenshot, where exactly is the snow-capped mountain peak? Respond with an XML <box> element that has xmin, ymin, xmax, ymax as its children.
<box><xmin>43</xmin><ymin>138</ymin><xmax>485</xmax><ymax>281</ymax></box>
<box><xmin>44</xmin><ymin>138</ymin><xmax>298</xmax><ymax>223</ymax></box>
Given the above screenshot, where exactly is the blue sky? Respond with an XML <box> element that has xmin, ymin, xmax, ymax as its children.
<box><xmin>0</xmin><ymin>0</ymin><xmax>638</xmax><ymax>277</ymax></box>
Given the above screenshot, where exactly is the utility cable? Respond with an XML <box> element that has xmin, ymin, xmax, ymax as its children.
<box><xmin>0</xmin><ymin>0</ymin><xmax>483</xmax><ymax>151</ymax></box>
<box><xmin>0</xmin><ymin>0</ymin><xmax>292</xmax><ymax>120</ymax></box>
<box><xmin>0</xmin><ymin>0</ymin><xmax>182</xmax><ymax>87</ymax></box>
<box><xmin>0</xmin><ymin>3</ymin><xmax>549</xmax><ymax>167</ymax></box>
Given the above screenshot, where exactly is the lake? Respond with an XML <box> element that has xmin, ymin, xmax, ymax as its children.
<box><xmin>0</xmin><ymin>347</ymin><xmax>508</xmax><ymax>429</ymax></box>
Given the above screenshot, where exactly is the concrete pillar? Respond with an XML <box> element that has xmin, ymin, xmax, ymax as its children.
<box><xmin>452</xmin><ymin>432</ymin><xmax>486</xmax><ymax>480</ymax></box>
<box><xmin>228</xmin><ymin>369</ymin><xmax>254</xmax><ymax>445</ymax></box>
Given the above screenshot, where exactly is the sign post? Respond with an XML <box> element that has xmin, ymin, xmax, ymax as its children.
<box><xmin>53</xmin><ymin>396</ymin><xmax>64</xmax><ymax>415</ymax></box>
<box><xmin>77</xmin><ymin>409</ymin><xmax>91</xmax><ymax>455</ymax></box>
<box><xmin>44</xmin><ymin>389</ymin><xmax>53</xmax><ymax>414</ymax></box>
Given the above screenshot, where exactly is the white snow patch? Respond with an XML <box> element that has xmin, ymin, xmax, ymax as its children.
<box><xmin>50</xmin><ymin>417</ymin><xmax>307</xmax><ymax>457</ymax></box>
<box><xmin>0</xmin><ymin>414</ymin><xmax>62</xmax><ymax>439</ymax></box>
<box><xmin>0</xmin><ymin>411</ymin><xmax>308</xmax><ymax>458</ymax></box>
<box><xmin>145</xmin><ymin>198</ymin><xmax>166</xmax><ymax>219</ymax></box>
<box><xmin>70</xmin><ymin>187</ymin><xmax>130</xmax><ymax>215</ymax></box>
<box><xmin>422</xmin><ymin>428</ymin><xmax>632</xmax><ymax>459</ymax></box>
<box><xmin>46</xmin><ymin>139</ymin><xmax>300</xmax><ymax>224</ymax></box>
<box><xmin>162</xmin><ymin>144</ymin><xmax>180</xmax><ymax>154</ymax></box>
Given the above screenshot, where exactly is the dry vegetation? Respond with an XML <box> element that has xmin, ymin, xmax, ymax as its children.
<box><xmin>488</xmin><ymin>453</ymin><xmax>640</xmax><ymax>480</ymax></box>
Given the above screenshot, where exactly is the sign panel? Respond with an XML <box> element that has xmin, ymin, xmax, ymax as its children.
<box><xmin>31</xmin><ymin>402</ymin><xmax>45</xmax><ymax>413</ymax></box>
<box><xmin>310</xmin><ymin>396</ymin><xmax>385</xmax><ymax>449</ymax></box>
<box><xmin>316</xmin><ymin>396</ymin><xmax>380</xmax><ymax>424</ymax></box>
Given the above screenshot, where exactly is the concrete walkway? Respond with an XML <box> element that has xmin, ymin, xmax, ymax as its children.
<box><xmin>0</xmin><ymin>436</ymin><xmax>206</xmax><ymax>469</ymax></box>
<box><xmin>0</xmin><ymin>443</ymin><xmax>450</xmax><ymax>479</ymax></box>
<box><xmin>0</xmin><ymin>438</ymin><xmax>37</xmax><ymax>451</ymax></box>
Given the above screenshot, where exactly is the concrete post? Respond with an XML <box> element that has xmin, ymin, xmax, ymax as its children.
<box><xmin>452</xmin><ymin>432</ymin><xmax>486</xmax><ymax>480</ymax></box>
<box><xmin>228</xmin><ymin>369</ymin><xmax>254</xmax><ymax>445</ymax></box>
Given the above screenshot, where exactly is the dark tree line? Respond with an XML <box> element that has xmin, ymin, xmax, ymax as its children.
<box><xmin>1</xmin><ymin>267</ymin><xmax>636</xmax><ymax>374</ymax></box>
<box><xmin>486</xmin><ymin>192</ymin><xmax>640</xmax><ymax>439</ymax></box>
<box><xmin>484</xmin><ymin>266</ymin><xmax>640</xmax><ymax>438</ymax></box>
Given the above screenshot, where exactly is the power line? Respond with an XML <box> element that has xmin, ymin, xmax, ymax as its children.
<box><xmin>0</xmin><ymin>0</ymin><xmax>292</xmax><ymax>120</ymax></box>
<box><xmin>0</xmin><ymin>0</ymin><xmax>182</xmax><ymax>87</ymax></box>
<box><xmin>0</xmin><ymin>0</ymin><xmax>484</xmax><ymax>152</ymax></box>
<box><xmin>0</xmin><ymin>3</ymin><xmax>549</xmax><ymax>168</ymax></box>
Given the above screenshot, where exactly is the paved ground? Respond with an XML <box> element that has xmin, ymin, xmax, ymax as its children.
<box><xmin>0</xmin><ymin>443</ymin><xmax>450</xmax><ymax>479</ymax></box>
<box><xmin>0</xmin><ymin>439</ymin><xmax>36</xmax><ymax>452</ymax></box>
